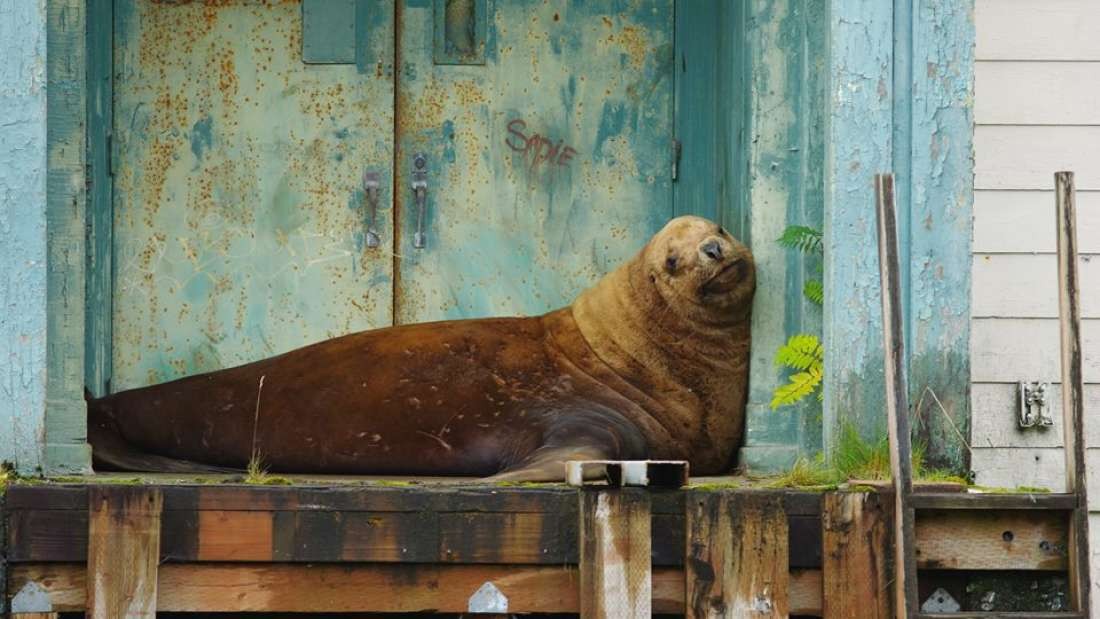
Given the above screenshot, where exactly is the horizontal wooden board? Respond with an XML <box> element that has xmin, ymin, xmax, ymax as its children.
<box><xmin>4</xmin><ymin>489</ymin><xmax>823</xmax><ymax>569</ymax></box>
<box><xmin>975</xmin><ymin>126</ymin><xmax>1100</xmax><ymax>191</ymax></box>
<box><xmin>972</xmin><ymin>448</ymin><xmax>1100</xmax><ymax>508</ymax></box>
<box><xmin>915</xmin><ymin>509</ymin><xmax>1069</xmax><ymax>570</ymax></box>
<box><xmin>6</xmin><ymin>564</ymin><xmax>825</xmax><ymax>616</ymax></box>
<box><xmin>910</xmin><ymin>493</ymin><xmax>1077</xmax><ymax>511</ymax></box>
<box><xmin>976</xmin><ymin>0</ymin><xmax>1100</xmax><ymax>60</ymax></box>
<box><xmin>971</xmin><ymin>383</ymin><xmax>1100</xmax><ymax>448</ymax></box>
<box><xmin>976</xmin><ymin>61</ymin><xmax>1100</xmax><ymax>125</ymax></box>
<box><xmin>973</xmin><ymin>254</ymin><xmax>1100</xmax><ymax>318</ymax></box>
<box><xmin>973</xmin><ymin>190</ymin><xmax>1100</xmax><ymax>254</ymax></box>
<box><xmin>971</xmin><ymin>318</ymin><xmax>1100</xmax><ymax>383</ymax></box>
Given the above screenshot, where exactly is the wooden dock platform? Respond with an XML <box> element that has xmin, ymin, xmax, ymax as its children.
<box><xmin>0</xmin><ymin>479</ymin><xmax>1080</xmax><ymax>617</ymax></box>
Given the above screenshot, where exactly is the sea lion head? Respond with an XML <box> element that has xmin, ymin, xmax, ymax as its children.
<box><xmin>641</xmin><ymin>215</ymin><xmax>755</xmax><ymax>322</ymax></box>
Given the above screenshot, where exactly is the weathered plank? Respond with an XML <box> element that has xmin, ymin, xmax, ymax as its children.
<box><xmin>10</xmin><ymin>615</ymin><xmax>60</xmax><ymax>619</ymax></box>
<box><xmin>86</xmin><ymin>487</ymin><xmax>162</xmax><ymax>618</ymax></box>
<box><xmin>915</xmin><ymin>509</ymin><xmax>1068</xmax><ymax>570</ymax></box>
<box><xmin>971</xmin><ymin>318</ymin><xmax>1100</xmax><ymax>384</ymax></box>
<box><xmin>976</xmin><ymin>62</ymin><xmax>1100</xmax><ymax>125</ymax></box>
<box><xmin>686</xmin><ymin>492</ymin><xmax>788</xmax><ymax>618</ymax></box>
<box><xmin>970</xmin><ymin>383</ymin><xmax>1100</xmax><ymax>449</ymax></box>
<box><xmin>976</xmin><ymin>0</ymin><xmax>1100</xmax><ymax>60</ymax></box>
<box><xmin>976</xmin><ymin>126</ymin><xmax>1100</xmax><ymax>191</ymax></box>
<box><xmin>822</xmin><ymin>492</ymin><xmax>890</xmax><ymax>619</ymax></box>
<box><xmin>973</xmin><ymin>254</ymin><xmax>1100</xmax><ymax>319</ymax></box>
<box><xmin>910</xmin><ymin>492</ymin><xmax>1077</xmax><ymax>511</ymax></box>
<box><xmin>874</xmin><ymin>173</ymin><xmax>918</xmax><ymax>617</ymax></box>
<box><xmin>973</xmin><ymin>190</ymin><xmax>1100</xmax><ymax>254</ymax></box>
<box><xmin>1055</xmin><ymin>171</ymin><xmax>1092</xmax><ymax>615</ymax></box>
<box><xmin>579</xmin><ymin>490</ymin><xmax>651</xmax><ymax>618</ymax></box>
<box><xmin>8</xmin><ymin>563</ymin><xmax>825</xmax><ymax>615</ymax></box>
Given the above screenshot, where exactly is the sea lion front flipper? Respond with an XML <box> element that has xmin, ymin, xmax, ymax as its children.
<box><xmin>487</xmin><ymin>403</ymin><xmax>649</xmax><ymax>482</ymax></box>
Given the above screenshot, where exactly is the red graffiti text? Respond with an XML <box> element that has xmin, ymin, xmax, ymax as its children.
<box><xmin>505</xmin><ymin>119</ymin><xmax>577</xmax><ymax>172</ymax></box>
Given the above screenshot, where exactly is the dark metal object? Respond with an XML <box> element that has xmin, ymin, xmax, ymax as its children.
<box><xmin>411</xmin><ymin>153</ymin><xmax>428</xmax><ymax>249</ymax></box>
<box><xmin>363</xmin><ymin>171</ymin><xmax>381</xmax><ymax>249</ymax></box>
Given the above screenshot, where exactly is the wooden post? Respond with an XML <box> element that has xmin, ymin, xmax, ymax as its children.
<box><xmin>874</xmin><ymin>173</ymin><xmax>919</xmax><ymax>618</ymax></box>
<box><xmin>685</xmin><ymin>492</ymin><xmax>788</xmax><ymax>618</ymax></box>
<box><xmin>579</xmin><ymin>489</ymin><xmax>651</xmax><ymax>619</ymax></box>
<box><xmin>86</xmin><ymin>487</ymin><xmax>163</xmax><ymax>618</ymax></box>
<box><xmin>1054</xmin><ymin>171</ymin><xmax>1092</xmax><ymax>615</ymax></box>
<box><xmin>822</xmin><ymin>492</ymin><xmax>891</xmax><ymax>618</ymax></box>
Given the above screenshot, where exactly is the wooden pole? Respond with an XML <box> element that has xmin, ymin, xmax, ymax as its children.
<box><xmin>1054</xmin><ymin>171</ymin><xmax>1092</xmax><ymax>615</ymax></box>
<box><xmin>822</xmin><ymin>492</ymin><xmax>891</xmax><ymax>618</ymax></box>
<box><xmin>579</xmin><ymin>489</ymin><xmax>651</xmax><ymax>619</ymax></box>
<box><xmin>86</xmin><ymin>487</ymin><xmax>163</xmax><ymax>619</ymax></box>
<box><xmin>685</xmin><ymin>492</ymin><xmax>788</xmax><ymax>618</ymax></box>
<box><xmin>874</xmin><ymin>173</ymin><xmax>919</xmax><ymax>618</ymax></box>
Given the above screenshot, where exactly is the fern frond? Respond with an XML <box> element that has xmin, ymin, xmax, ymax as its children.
<box><xmin>776</xmin><ymin>225</ymin><xmax>823</xmax><ymax>255</ymax></box>
<box><xmin>770</xmin><ymin>367</ymin><xmax>823</xmax><ymax>410</ymax></box>
<box><xmin>774</xmin><ymin>334</ymin><xmax>823</xmax><ymax>371</ymax></box>
<box><xmin>803</xmin><ymin>279</ymin><xmax>824</xmax><ymax>306</ymax></box>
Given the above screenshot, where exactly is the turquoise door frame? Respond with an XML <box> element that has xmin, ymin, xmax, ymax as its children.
<box><xmin>8</xmin><ymin>0</ymin><xmax>973</xmax><ymax>474</ymax></box>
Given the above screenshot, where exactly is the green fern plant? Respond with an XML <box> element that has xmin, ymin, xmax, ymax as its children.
<box><xmin>771</xmin><ymin>224</ymin><xmax>825</xmax><ymax>410</ymax></box>
<box><xmin>770</xmin><ymin>334</ymin><xmax>823</xmax><ymax>410</ymax></box>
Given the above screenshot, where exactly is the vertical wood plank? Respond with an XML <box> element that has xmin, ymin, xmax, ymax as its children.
<box><xmin>874</xmin><ymin>173</ymin><xmax>918</xmax><ymax>618</ymax></box>
<box><xmin>86</xmin><ymin>487</ymin><xmax>163</xmax><ymax>619</ymax></box>
<box><xmin>579</xmin><ymin>490</ymin><xmax>651</xmax><ymax>619</ymax></box>
<box><xmin>1055</xmin><ymin>170</ymin><xmax>1092</xmax><ymax>615</ymax></box>
<box><xmin>686</xmin><ymin>492</ymin><xmax>788</xmax><ymax>618</ymax></box>
<box><xmin>822</xmin><ymin>492</ymin><xmax>891</xmax><ymax>618</ymax></box>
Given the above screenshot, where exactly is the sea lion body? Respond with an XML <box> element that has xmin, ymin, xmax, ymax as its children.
<box><xmin>90</xmin><ymin>216</ymin><xmax>755</xmax><ymax>479</ymax></box>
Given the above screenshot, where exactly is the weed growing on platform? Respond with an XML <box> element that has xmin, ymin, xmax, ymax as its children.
<box><xmin>244</xmin><ymin>453</ymin><xmax>291</xmax><ymax>486</ymax></box>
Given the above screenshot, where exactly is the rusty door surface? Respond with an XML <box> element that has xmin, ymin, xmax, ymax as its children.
<box><xmin>111</xmin><ymin>0</ymin><xmax>396</xmax><ymax>390</ymax></box>
<box><xmin>393</xmin><ymin>0</ymin><xmax>675</xmax><ymax>323</ymax></box>
<box><xmin>109</xmin><ymin>0</ymin><xmax>674</xmax><ymax>390</ymax></box>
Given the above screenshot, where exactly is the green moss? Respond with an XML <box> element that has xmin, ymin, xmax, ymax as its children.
<box><xmin>970</xmin><ymin>485</ymin><xmax>1051</xmax><ymax>495</ymax></box>
<box><xmin>689</xmin><ymin>480</ymin><xmax>743</xmax><ymax>491</ymax></box>
<box><xmin>370</xmin><ymin>479</ymin><xmax>417</xmax><ymax>487</ymax></box>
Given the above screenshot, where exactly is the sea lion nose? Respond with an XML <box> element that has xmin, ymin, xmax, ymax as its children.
<box><xmin>701</xmin><ymin>239</ymin><xmax>723</xmax><ymax>262</ymax></box>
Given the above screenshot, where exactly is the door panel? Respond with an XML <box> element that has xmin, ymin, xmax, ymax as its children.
<box><xmin>394</xmin><ymin>0</ymin><xmax>675</xmax><ymax>323</ymax></box>
<box><xmin>111</xmin><ymin>0</ymin><xmax>395</xmax><ymax>390</ymax></box>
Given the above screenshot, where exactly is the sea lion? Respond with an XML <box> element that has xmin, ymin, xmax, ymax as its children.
<box><xmin>89</xmin><ymin>215</ymin><xmax>755</xmax><ymax>481</ymax></box>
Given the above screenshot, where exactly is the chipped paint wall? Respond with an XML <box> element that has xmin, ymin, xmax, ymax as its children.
<box><xmin>0</xmin><ymin>0</ymin><xmax>48</xmax><ymax>471</ymax></box>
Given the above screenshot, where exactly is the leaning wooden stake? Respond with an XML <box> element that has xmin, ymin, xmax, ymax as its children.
<box><xmin>874</xmin><ymin>173</ymin><xmax>918</xmax><ymax>618</ymax></box>
<box><xmin>685</xmin><ymin>492</ymin><xmax>788</xmax><ymax>618</ymax></box>
<box><xmin>579</xmin><ymin>489</ymin><xmax>651</xmax><ymax>619</ymax></box>
<box><xmin>87</xmin><ymin>487</ymin><xmax>163</xmax><ymax>618</ymax></box>
<box><xmin>1055</xmin><ymin>171</ymin><xmax>1092</xmax><ymax>615</ymax></box>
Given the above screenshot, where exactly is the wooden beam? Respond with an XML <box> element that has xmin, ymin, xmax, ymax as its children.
<box><xmin>86</xmin><ymin>487</ymin><xmax>163</xmax><ymax>619</ymax></box>
<box><xmin>11</xmin><ymin>614</ymin><xmax>59</xmax><ymax>619</ymax></box>
<box><xmin>875</xmin><ymin>172</ymin><xmax>919</xmax><ymax>618</ymax></box>
<box><xmin>910</xmin><ymin>493</ymin><xmax>1076</xmax><ymax>510</ymax></box>
<box><xmin>915</xmin><ymin>509</ymin><xmax>1067</xmax><ymax>571</ymax></box>
<box><xmin>8</xmin><ymin>563</ymin><xmax>825</xmax><ymax>615</ymax></box>
<box><xmin>579</xmin><ymin>490</ymin><xmax>652</xmax><ymax>618</ymax></box>
<box><xmin>822</xmin><ymin>492</ymin><xmax>891</xmax><ymax>618</ymax></box>
<box><xmin>686</xmin><ymin>492</ymin><xmax>788</xmax><ymax>618</ymax></box>
<box><xmin>1054</xmin><ymin>171</ymin><xmax>1092</xmax><ymax>616</ymax></box>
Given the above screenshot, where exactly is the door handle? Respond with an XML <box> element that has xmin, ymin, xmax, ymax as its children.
<box><xmin>362</xmin><ymin>171</ymin><xmax>381</xmax><ymax>248</ymax></box>
<box><xmin>411</xmin><ymin>153</ymin><xmax>428</xmax><ymax>249</ymax></box>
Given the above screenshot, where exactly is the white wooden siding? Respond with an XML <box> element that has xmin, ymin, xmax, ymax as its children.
<box><xmin>976</xmin><ymin>0</ymin><xmax>1100</xmax><ymax>61</ymax></box>
<box><xmin>973</xmin><ymin>5</ymin><xmax>1100</xmax><ymax>596</ymax></box>
<box><xmin>974</xmin><ymin>191</ymin><xmax>1100</xmax><ymax>253</ymax></box>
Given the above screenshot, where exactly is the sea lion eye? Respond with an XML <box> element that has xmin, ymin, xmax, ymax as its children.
<box><xmin>717</xmin><ymin>226</ymin><xmax>727</xmax><ymax>237</ymax></box>
<box><xmin>665</xmin><ymin>255</ymin><xmax>678</xmax><ymax>274</ymax></box>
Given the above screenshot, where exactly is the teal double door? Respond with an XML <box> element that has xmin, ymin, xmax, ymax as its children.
<box><xmin>107</xmin><ymin>0</ymin><xmax>677</xmax><ymax>391</ymax></box>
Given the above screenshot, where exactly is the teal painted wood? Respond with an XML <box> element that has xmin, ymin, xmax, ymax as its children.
<box><xmin>822</xmin><ymin>0</ymin><xmax>973</xmax><ymax>472</ymax></box>
<box><xmin>671</xmin><ymin>1</ymin><xmax>740</xmax><ymax>231</ymax></box>
<box><xmin>737</xmin><ymin>0</ymin><xmax>827</xmax><ymax>471</ymax></box>
<box><xmin>85</xmin><ymin>0</ymin><xmax>113</xmax><ymax>398</ymax></box>
<box><xmin>301</xmin><ymin>0</ymin><xmax>357</xmax><ymax>64</ymax></box>
<box><xmin>432</xmin><ymin>0</ymin><xmax>487</xmax><ymax>65</ymax></box>
<box><xmin>111</xmin><ymin>0</ymin><xmax>396</xmax><ymax>391</ymax></box>
<box><xmin>905</xmin><ymin>0</ymin><xmax>973</xmax><ymax>470</ymax></box>
<box><xmin>822</xmin><ymin>0</ymin><xmax>895</xmax><ymax>455</ymax></box>
<box><xmin>45</xmin><ymin>0</ymin><xmax>93</xmax><ymax>472</ymax></box>
<box><xmin>394</xmin><ymin>0</ymin><xmax>675</xmax><ymax>324</ymax></box>
<box><xmin>0</xmin><ymin>0</ymin><xmax>49</xmax><ymax>473</ymax></box>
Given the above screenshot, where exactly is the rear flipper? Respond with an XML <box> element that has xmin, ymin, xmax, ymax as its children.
<box><xmin>486</xmin><ymin>404</ymin><xmax>648</xmax><ymax>482</ymax></box>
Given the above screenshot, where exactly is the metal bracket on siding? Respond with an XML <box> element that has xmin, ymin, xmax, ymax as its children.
<box><xmin>1018</xmin><ymin>381</ymin><xmax>1054</xmax><ymax>429</ymax></box>
<box><xmin>671</xmin><ymin>138</ymin><xmax>682</xmax><ymax>182</ymax></box>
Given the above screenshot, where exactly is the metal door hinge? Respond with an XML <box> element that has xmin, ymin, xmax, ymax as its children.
<box><xmin>1018</xmin><ymin>380</ymin><xmax>1054</xmax><ymax>428</ymax></box>
<box><xmin>671</xmin><ymin>138</ymin><xmax>682</xmax><ymax>182</ymax></box>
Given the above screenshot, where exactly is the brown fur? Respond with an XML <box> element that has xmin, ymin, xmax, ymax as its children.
<box><xmin>89</xmin><ymin>216</ymin><xmax>755</xmax><ymax>479</ymax></box>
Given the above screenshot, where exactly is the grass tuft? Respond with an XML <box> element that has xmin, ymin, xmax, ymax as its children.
<box><xmin>243</xmin><ymin>453</ymin><xmax>291</xmax><ymax>486</ymax></box>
